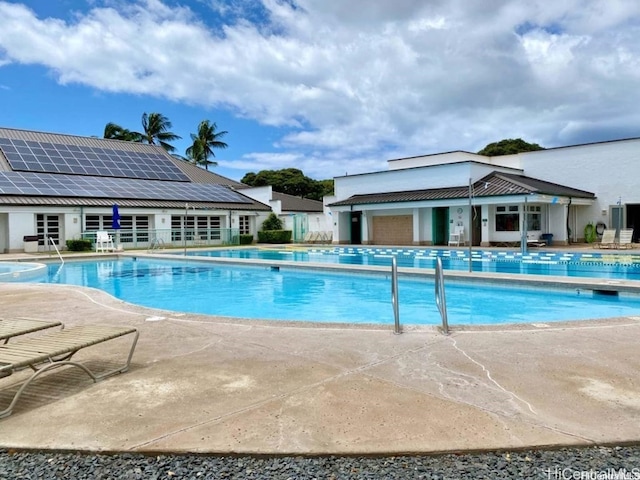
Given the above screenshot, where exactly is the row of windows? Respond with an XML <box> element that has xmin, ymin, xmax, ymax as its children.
<box><xmin>85</xmin><ymin>214</ymin><xmax>252</xmax><ymax>241</ymax></box>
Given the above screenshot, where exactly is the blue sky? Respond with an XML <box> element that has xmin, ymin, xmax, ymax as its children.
<box><xmin>1</xmin><ymin>0</ymin><xmax>640</xmax><ymax>181</ymax></box>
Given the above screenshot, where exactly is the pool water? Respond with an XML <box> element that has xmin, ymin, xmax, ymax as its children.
<box><xmin>31</xmin><ymin>258</ymin><xmax>640</xmax><ymax>325</ymax></box>
<box><xmin>183</xmin><ymin>247</ymin><xmax>640</xmax><ymax>280</ymax></box>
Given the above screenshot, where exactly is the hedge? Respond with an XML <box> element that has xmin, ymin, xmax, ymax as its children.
<box><xmin>257</xmin><ymin>230</ymin><xmax>292</xmax><ymax>244</ymax></box>
<box><xmin>66</xmin><ymin>239</ymin><xmax>93</xmax><ymax>251</ymax></box>
<box><xmin>239</xmin><ymin>234</ymin><xmax>254</xmax><ymax>245</ymax></box>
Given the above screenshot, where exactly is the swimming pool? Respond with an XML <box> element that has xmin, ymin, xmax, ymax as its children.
<box><xmin>26</xmin><ymin>258</ymin><xmax>640</xmax><ymax>326</ymax></box>
<box><xmin>182</xmin><ymin>247</ymin><xmax>640</xmax><ymax>280</ymax></box>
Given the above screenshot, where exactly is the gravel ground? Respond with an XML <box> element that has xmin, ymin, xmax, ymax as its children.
<box><xmin>2</xmin><ymin>446</ymin><xmax>640</xmax><ymax>479</ymax></box>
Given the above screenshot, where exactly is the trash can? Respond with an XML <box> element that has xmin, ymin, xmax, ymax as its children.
<box><xmin>23</xmin><ymin>235</ymin><xmax>39</xmax><ymax>253</ymax></box>
<box><xmin>541</xmin><ymin>233</ymin><xmax>553</xmax><ymax>246</ymax></box>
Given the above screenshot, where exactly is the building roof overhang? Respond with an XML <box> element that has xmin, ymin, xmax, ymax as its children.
<box><xmin>329</xmin><ymin>172</ymin><xmax>595</xmax><ymax>208</ymax></box>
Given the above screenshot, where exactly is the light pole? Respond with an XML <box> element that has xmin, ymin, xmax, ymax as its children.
<box><xmin>521</xmin><ymin>196</ymin><xmax>528</xmax><ymax>255</ymax></box>
<box><xmin>618</xmin><ymin>196</ymin><xmax>622</xmax><ymax>239</ymax></box>
<box><xmin>468</xmin><ymin>178</ymin><xmax>472</xmax><ymax>272</ymax></box>
<box><xmin>183</xmin><ymin>202</ymin><xmax>188</xmax><ymax>256</ymax></box>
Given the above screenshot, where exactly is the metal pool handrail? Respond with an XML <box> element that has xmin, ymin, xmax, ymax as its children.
<box><xmin>48</xmin><ymin>237</ymin><xmax>64</xmax><ymax>265</ymax></box>
<box><xmin>435</xmin><ymin>257</ymin><xmax>449</xmax><ymax>334</ymax></box>
<box><xmin>391</xmin><ymin>256</ymin><xmax>401</xmax><ymax>334</ymax></box>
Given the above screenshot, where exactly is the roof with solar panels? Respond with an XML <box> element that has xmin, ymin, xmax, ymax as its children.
<box><xmin>0</xmin><ymin>127</ymin><xmax>270</xmax><ymax>210</ymax></box>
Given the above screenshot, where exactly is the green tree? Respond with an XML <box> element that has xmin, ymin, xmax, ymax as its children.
<box><xmin>137</xmin><ymin>112</ymin><xmax>181</xmax><ymax>152</ymax></box>
<box><xmin>103</xmin><ymin>122</ymin><xmax>142</xmax><ymax>142</ymax></box>
<box><xmin>477</xmin><ymin>138</ymin><xmax>544</xmax><ymax>156</ymax></box>
<box><xmin>186</xmin><ymin>120</ymin><xmax>228</xmax><ymax>170</ymax></box>
<box><xmin>240</xmin><ymin>168</ymin><xmax>333</xmax><ymax>201</ymax></box>
<box><xmin>261</xmin><ymin>212</ymin><xmax>284</xmax><ymax>231</ymax></box>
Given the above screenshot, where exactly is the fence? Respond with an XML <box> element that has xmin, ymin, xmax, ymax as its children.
<box><xmin>80</xmin><ymin>228</ymin><xmax>242</xmax><ymax>251</ymax></box>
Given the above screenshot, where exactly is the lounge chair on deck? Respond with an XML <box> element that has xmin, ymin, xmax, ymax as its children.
<box><xmin>0</xmin><ymin>325</ymin><xmax>138</xmax><ymax>418</ymax></box>
<box><xmin>596</xmin><ymin>229</ymin><xmax>616</xmax><ymax>249</ymax></box>
<box><xmin>618</xmin><ymin>229</ymin><xmax>634</xmax><ymax>249</ymax></box>
<box><xmin>526</xmin><ymin>234</ymin><xmax>546</xmax><ymax>248</ymax></box>
<box><xmin>0</xmin><ymin>318</ymin><xmax>63</xmax><ymax>344</ymax></box>
<box><xmin>306</xmin><ymin>231</ymin><xmax>320</xmax><ymax>244</ymax></box>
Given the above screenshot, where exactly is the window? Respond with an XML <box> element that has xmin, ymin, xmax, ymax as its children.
<box><xmin>495</xmin><ymin>205</ymin><xmax>519</xmax><ymax>231</ymax></box>
<box><xmin>84</xmin><ymin>215</ymin><xmax>114</xmax><ymax>231</ymax></box>
<box><xmin>36</xmin><ymin>214</ymin><xmax>60</xmax><ymax>246</ymax></box>
<box><xmin>86</xmin><ymin>214</ymin><xmax>148</xmax><ymax>243</ymax></box>
<box><xmin>526</xmin><ymin>205</ymin><xmax>541</xmax><ymax>231</ymax></box>
<box><xmin>172</xmin><ymin>215</ymin><xmax>221</xmax><ymax>241</ymax></box>
<box><xmin>238</xmin><ymin>215</ymin><xmax>250</xmax><ymax>235</ymax></box>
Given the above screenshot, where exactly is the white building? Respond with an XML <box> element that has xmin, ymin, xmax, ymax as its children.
<box><xmin>328</xmin><ymin>139</ymin><xmax>640</xmax><ymax>247</ymax></box>
<box><xmin>239</xmin><ymin>185</ymin><xmax>330</xmax><ymax>241</ymax></box>
<box><xmin>0</xmin><ymin>127</ymin><xmax>272</xmax><ymax>253</ymax></box>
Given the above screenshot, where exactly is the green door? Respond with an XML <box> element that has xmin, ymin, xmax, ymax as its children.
<box><xmin>432</xmin><ymin>207</ymin><xmax>449</xmax><ymax>245</ymax></box>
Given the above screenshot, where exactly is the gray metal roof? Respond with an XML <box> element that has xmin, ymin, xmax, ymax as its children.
<box><xmin>0</xmin><ymin>126</ymin><xmax>163</xmax><ymax>154</ymax></box>
<box><xmin>172</xmin><ymin>159</ymin><xmax>247</xmax><ymax>188</ymax></box>
<box><xmin>329</xmin><ymin>172</ymin><xmax>595</xmax><ymax>207</ymax></box>
<box><xmin>0</xmin><ymin>126</ymin><xmax>270</xmax><ymax>211</ymax></box>
<box><xmin>272</xmin><ymin>192</ymin><xmax>324</xmax><ymax>212</ymax></box>
<box><xmin>0</xmin><ymin>195</ymin><xmax>271</xmax><ymax>210</ymax></box>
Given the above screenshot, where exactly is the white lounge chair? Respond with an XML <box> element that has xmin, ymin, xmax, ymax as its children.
<box><xmin>596</xmin><ymin>229</ymin><xmax>616</xmax><ymax>249</ymax></box>
<box><xmin>618</xmin><ymin>229</ymin><xmax>634</xmax><ymax>249</ymax></box>
<box><xmin>526</xmin><ymin>234</ymin><xmax>546</xmax><ymax>248</ymax></box>
<box><xmin>95</xmin><ymin>231</ymin><xmax>115</xmax><ymax>252</ymax></box>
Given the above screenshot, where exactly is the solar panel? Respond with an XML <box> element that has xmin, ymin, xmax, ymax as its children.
<box><xmin>0</xmin><ymin>172</ymin><xmax>252</xmax><ymax>204</ymax></box>
<box><xmin>0</xmin><ymin>137</ymin><xmax>190</xmax><ymax>182</ymax></box>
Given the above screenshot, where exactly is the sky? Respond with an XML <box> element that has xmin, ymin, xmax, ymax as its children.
<box><xmin>0</xmin><ymin>1</ymin><xmax>639</xmax><ymax>182</ymax></box>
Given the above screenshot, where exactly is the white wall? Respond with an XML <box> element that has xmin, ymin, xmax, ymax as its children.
<box><xmin>387</xmin><ymin>150</ymin><xmax>524</xmax><ymax>170</ymax></box>
<box><xmin>0</xmin><ymin>213</ymin><xmax>7</xmax><ymax>253</ymax></box>
<box><xmin>334</xmin><ymin>162</ymin><xmax>521</xmax><ymax>202</ymax></box>
<box><xmin>520</xmin><ymin>140</ymin><xmax>640</xmax><ymax>229</ymax></box>
<box><xmin>8</xmin><ymin>212</ymin><xmax>35</xmax><ymax>252</ymax></box>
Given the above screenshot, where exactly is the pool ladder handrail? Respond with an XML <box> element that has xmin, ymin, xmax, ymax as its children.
<box><xmin>148</xmin><ymin>237</ymin><xmax>165</xmax><ymax>253</ymax></box>
<box><xmin>48</xmin><ymin>236</ymin><xmax>64</xmax><ymax>265</ymax></box>
<box><xmin>391</xmin><ymin>256</ymin><xmax>401</xmax><ymax>334</ymax></box>
<box><xmin>435</xmin><ymin>257</ymin><xmax>449</xmax><ymax>335</ymax></box>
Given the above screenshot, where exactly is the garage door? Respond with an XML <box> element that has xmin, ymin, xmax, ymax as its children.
<box><xmin>372</xmin><ymin>215</ymin><xmax>413</xmax><ymax>245</ymax></box>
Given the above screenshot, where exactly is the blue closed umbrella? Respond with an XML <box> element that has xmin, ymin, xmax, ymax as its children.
<box><xmin>112</xmin><ymin>204</ymin><xmax>121</xmax><ymax>230</ymax></box>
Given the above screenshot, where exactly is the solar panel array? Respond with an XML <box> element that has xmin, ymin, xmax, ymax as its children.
<box><xmin>0</xmin><ymin>171</ymin><xmax>252</xmax><ymax>204</ymax></box>
<box><xmin>0</xmin><ymin>136</ymin><xmax>190</xmax><ymax>182</ymax></box>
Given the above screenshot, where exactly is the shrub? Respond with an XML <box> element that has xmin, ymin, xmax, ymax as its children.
<box><xmin>257</xmin><ymin>230</ymin><xmax>292</xmax><ymax>243</ymax></box>
<box><xmin>66</xmin><ymin>239</ymin><xmax>93</xmax><ymax>251</ymax></box>
<box><xmin>261</xmin><ymin>213</ymin><xmax>283</xmax><ymax>231</ymax></box>
<box><xmin>239</xmin><ymin>234</ymin><xmax>254</xmax><ymax>245</ymax></box>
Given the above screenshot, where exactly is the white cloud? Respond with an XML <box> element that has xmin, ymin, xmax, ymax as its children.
<box><xmin>1</xmin><ymin>0</ymin><xmax>640</xmax><ymax>178</ymax></box>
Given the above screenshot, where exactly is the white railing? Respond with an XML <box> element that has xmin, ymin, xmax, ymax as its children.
<box><xmin>391</xmin><ymin>256</ymin><xmax>401</xmax><ymax>334</ymax></box>
<box><xmin>82</xmin><ymin>228</ymin><xmax>242</xmax><ymax>251</ymax></box>
<box><xmin>48</xmin><ymin>236</ymin><xmax>64</xmax><ymax>265</ymax></box>
<box><xmin>435</xmin><ymin>257</ymin><xmax>449</xmax><ymax>334</ymax></box>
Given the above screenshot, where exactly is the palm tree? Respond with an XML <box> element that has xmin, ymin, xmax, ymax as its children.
<box><xmin>137</xmin><ymin>113</ymin><xmax>181</xmax><ymax>152</ymax></box>
<box><xmin>186</xmin><ymin>120</ymin><xmax>228</xmax><ymax>170</ymax></box>
<box><xmin>103</xmin><ymin>122</ymin><xmax>142</xmax><ymax>142</ymax></box>
<box><xmin>184</xmin><ymin>139</ymin><xmax>205</xmax><ymax>166</ymax></box>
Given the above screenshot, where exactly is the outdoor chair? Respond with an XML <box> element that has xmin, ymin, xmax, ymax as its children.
<box><xmin>618</xmin><ymin>229</ymin><xmax>634</xmax><ymax>249</ymax></box>
<box><xmin>0</xmin><ymin>318</ymin><xmax>63</xmax><ymax>344</ymax></box>
<box><xmin>95</xmin><ymin>231</ymin><xmax>115</xmax><ymax>253</ymax></box>
<box><xmin>0</xmin><ymin>324</ymin><xmax>139</xmax><ymax>418</ymax></box>
<box><xmin>448</xmin><ymin>226</ymin><xmax>464</xmax><ymax>247</ymax></box>
<box><xmin>596</xmin><ymin>229</ymin><xmax>616</xmax><ymax>249</ymax></box>
<box><xmin>526</xmin><ymin>234</ymin><xmax>546</xmax><ymax>248</ymax></box>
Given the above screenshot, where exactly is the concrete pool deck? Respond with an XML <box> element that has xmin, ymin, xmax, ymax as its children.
<box><xmin>1</xmin><ymin>254</ymin><xmax>640</xmax><ymax>455</ymax></box>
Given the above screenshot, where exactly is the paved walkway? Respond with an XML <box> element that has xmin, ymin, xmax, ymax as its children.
<box><xmin>1</xmin><ymin>276</ymin><xmax>640</xmax><ymax>454</ymax></box>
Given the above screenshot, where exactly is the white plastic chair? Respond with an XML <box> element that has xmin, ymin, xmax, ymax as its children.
<box><xmin>448</xmin><ymin>226</ymin><xmax>464</xmax><ymax>246</ymax></box>
<box><xmin>95</xmin><ymin>231</ymin><xmax>115</xmax><ymax>252</ymax></box>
